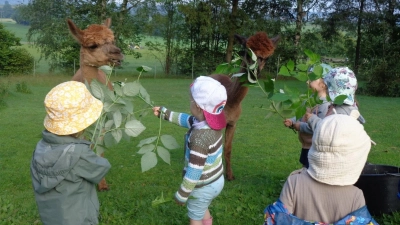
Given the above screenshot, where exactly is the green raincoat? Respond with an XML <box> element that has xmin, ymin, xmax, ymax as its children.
<box><xmin>30</xmin><ymin>130</ymin><xmax>111</xmax><ymax>225</ymax></box>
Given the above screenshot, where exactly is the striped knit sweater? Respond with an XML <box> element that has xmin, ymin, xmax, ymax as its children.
<box><xmin>160</xmin><ymin>107</ymin><xmax>224</xmax><ymax>204</ymax></box>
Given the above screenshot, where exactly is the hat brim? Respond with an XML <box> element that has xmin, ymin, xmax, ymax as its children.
<box><xmin>203</xmin><ymin>110</ymin><xmax>226</xmax><ymax>130</ymax></box>
<box><xmin>44</xmin><ymin>97</ymin><xmax>103</xmax><ymax>135</ymax></box>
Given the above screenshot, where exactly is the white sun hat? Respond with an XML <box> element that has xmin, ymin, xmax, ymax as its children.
<box><xmin>307</xmin><ymin>113</ymin><xmax>372</xmax><ymax>186</ymax></box>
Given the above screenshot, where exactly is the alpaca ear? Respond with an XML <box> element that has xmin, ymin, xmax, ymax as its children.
<box><xmin>234</xmin><ymin>34</ymin><xmax>247</xmax><ymax>46</ymax></box>
<box><xmin>104</xmin><ymin>18</ymin><xmax>112</xmax><ymax>28</ymax></box>
<box><xmin>270</xmin><ymin>35</ymin><xmax>281</xmax><ymax>47</ymax></box>
<box><xmin>67</xmin><ymin>19</ymin><xmax>83</xmax><ymax>43</ymax></box>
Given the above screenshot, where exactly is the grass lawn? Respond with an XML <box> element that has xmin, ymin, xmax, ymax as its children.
<box><xmin>1</xmin><ymin>75</ymin><xmax>400</xmax><ymax>224</ymax></box>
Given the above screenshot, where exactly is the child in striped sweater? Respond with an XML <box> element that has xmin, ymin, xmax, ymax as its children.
<box><xmin>153</xmin><ymin>76</ymin><xmax>227</xmax><ymax>225</ymax></box>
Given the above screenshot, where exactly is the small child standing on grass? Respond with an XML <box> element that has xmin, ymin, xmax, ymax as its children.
<box><xmin>283</xmin><ymin>64</ymin><xmax>331</xmax><ymax>168</ymax></box>
<box><xmin>30</xmin><ymin>81</ymin><xmax>111</xmax><ymax>225</ymax></box>
<box><xmin>153</xmin><ymin>76</ymin><xmax>227</xmax><ymax>225</ymax></box>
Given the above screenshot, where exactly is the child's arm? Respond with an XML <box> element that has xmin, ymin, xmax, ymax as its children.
<box><xmin>73</xmin><ymin>148</ymin><xmax>111</xmax><ymax>184</ymax></box>
<box><xmin>153</xmin><ymin>106</ymin><xmax>194</xmax><ymax>129</ymax></box>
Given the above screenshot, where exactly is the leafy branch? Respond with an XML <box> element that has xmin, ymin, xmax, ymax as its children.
<box><xmin>84</xmin><ymin>65</ymin><xmax>179</xmax><ymax>172</ymax></box>
<box><xmin>214</xmin><ymin>49</ymin><xmax>334</xmax><ymax>120</ymax></box>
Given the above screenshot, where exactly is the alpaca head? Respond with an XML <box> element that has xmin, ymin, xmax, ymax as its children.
<box><xmin>67</xmin><ymin>18</ymin><xmax>124</xmax><ymax>68</ymax></box>
<box><xmin>235</xmin><ymin>32</ymin><xmax>280</xmax><ymax>80</ymax></box>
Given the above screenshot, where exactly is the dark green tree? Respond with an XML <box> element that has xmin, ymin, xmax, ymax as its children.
<box><xmin>0</xmin><ymin>23</ymin><xmax>34</xmax><ymax>75</ymax></box>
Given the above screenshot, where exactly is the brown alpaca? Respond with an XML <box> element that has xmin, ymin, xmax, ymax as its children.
<box><xmin>67</xmin><ymin>18</ymin><xmax>124</xmax><ymax>191</ymax></box>
<box><xmin>211</xmin><ymin>32</ymin><xmax>280</xmax><ymax>181</ymax></box>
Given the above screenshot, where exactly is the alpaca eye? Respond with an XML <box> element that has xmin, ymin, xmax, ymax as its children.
<box><xmin>88</xmin><ymin>44</ymin><xmax>98</xmax><ymax>49</ymax></box>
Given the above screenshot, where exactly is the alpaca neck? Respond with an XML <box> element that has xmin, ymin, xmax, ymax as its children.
<box><xmin>80</xmin><ymin>64</ymin><xmax>99</xmax><ymax>84</ymax></box>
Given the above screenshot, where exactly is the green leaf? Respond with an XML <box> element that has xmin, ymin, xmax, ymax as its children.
<box><xmin>247</xmin><ymin>71</ymin><xmax>257</xmax><ymax>83</ymax></box>
<box><xmin>264</xmin><ymin>111</ymin><xmax>275</xmax><ymax>119</ymax></box>
<box><xmin>104</xmin><ymin>120</ymin><xmax>114</xmax><ymax>130</ymax></box>
<box><xmin>295</xmin><ymin>106</ymin><xmax>307</xmax><ymax>120</ymax></box>
<box><xmin>296</xmin><ymin>64</ymin><xmax>308</xmax><ymax>72</ymax></box>
<box><xmin>94</xmin><ymin>145</ymin><xmax>106</xmax><ymax>155</ymax></box>
<box><xmin>140</xmin><ymin>86</ymin><xmax>151</xmax><ymax>105</ymax></box>
<box><xmin>141</xmin><ymin>152</ymin><xmax>157</xmax><ymax>172</ymax></box>
<box><xmin>160</xmin><ymin>135</ymin><xmax>180</xmax><ymax>150</ymax></box>
<box><xmin>113</xmin><ymin>110</ymin><xmax>122</xmax><ymax>128</ymax></box>
<box><xmin>152</xmin><ymin>192</ymin><xmax>173</xmax><ymax>207</ymax></box>
<box><xmin>263</xmin><ymin>79</ymin><xmax>275</xmax><ymax>93</ymax></box>
<box><xmin>125</xmin><ymin>119</ymin><xmax>146</xmax><ymax>137</ymax></box>
<box><xmin>137</xmin><ymin>144</ymin><xmax>155</xmax><ymax>154</ymax></box>
<box><xmin>111</xmin><ymin>129</ymin><xmax>122</xmax><ymax>143</ymax></box>
<box><xmin>278</xmin><ymin>66</ymin><xmax>291</xmax><ymax>76</ymax></box>
<box><xmin>294</xmin><ymin>71</ymin><xmax>308</xmax><ymax>82</ymax></box>
<box><xmin>121</xmin><ymin>98</ymin><xmax>133</xmax><ymax>114</ymax></box>
<box><xmin>157</xmin><ymin>146</ymin><xmax>170</xmax><ymax>165</ymax></box>
<box><xmin>99</xmin><ymin>65</ymin><xmax>113</xmax><ymax>75</ymax></box>
<box><xmin>333</xmin><ymin>95</ymin><xmax>347</xmax><ymax>105</ymax></box>
<box><xmin>214</xmin><ymin>63</ymin><xmax>230</xmax><ymax>74</ymax></box>
<box><xmin>137</xmin><ymin>136</ymin><xmax>157</xmax><ymax>147</ymax></box>
<box><xmin>308</xmin><ymin>72</ymin><xmax>320</xmax><ymax>81</ymax></box>
<box><xmin>104</xmin><ymin>88</ymin><xmax>116</xmax><ymax>102</ymax></box>
<box><xmin>103</xmin><ymin>102</ymin><xmax>125</xmax><ymax>113</ymax></box>
<box><xmin>269</xmin><ymin>93</ymin><xmax>290</xmax><ymax>101</ymax></box>
<box><xmin>90</xmin><ymin>80</ymin><xmax>105</xmax><ymax>100</ymax></box>
<box><xmin>312</xmin><ymin>64</ymin><xmax>323</xmax><ymax>78</ymax></box>
<box><xmin>113</xmin><ymin>83</ymin><xmax>123</xmax><ymax>96</ymax></box>
<box><xmin>123</xmin><ymin>81</ymin><xmax>141</xmax><ymax>97</ymax></box>
<box><xmin>104</xmin><ymin>132</ymin><xmax>117</xmax><ymax>148</ymax></box>
<box><xmin>136</xmin><ymin>65</ymin><xmax>152</xmax><ymax>72</ymax></box>
<box><xmin>231</xmin><ymin>73</ymin><xmax>245</xmax><ymax>78</ymax></box>
<box><xmin>287</xmin><ymin>60</ymin><xmax>295</xmax><ymax>71</ymax></box>
<box><xmin>249</xmin><ymin>48</ymin><xmax>257</xmax><ymax>61</ymax></box>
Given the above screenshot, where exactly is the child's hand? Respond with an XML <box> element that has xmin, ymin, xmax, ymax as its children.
<box><xmin>293</xmin><ymin>122</ymin><xmax>300</xmax><ymax>131</ymax></box>
<box><xmin>304</xmin><ymin>112</ymin><xmax>313</xmax><ymax>122</ymax></box>
<box><xmin>283</xmin><ymin>119</ymin><xmax>293</xmax><ymax>128</ymax></box>
<box><xmin>153</xmin><ymin>106</ymin><xmax>161</xmax><ymax>117</ymax></box>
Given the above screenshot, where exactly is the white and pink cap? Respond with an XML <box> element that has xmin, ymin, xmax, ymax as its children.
<box><xmin>190</xmin><ymin>76</ymin><xmax>227</xmax><ymax>130</ymax></box>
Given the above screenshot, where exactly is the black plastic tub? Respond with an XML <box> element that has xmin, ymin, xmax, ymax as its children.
<box><xmin>354</xmin><ymin>164</ymin><xmax>400</xmax><ymax>216</ymax></box>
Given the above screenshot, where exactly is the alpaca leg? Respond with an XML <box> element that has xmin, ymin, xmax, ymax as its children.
<box><xmin>224</xmin><ymin>124</ymin><xmax>236</xmax><ymax>181</ymax></box>
<box><xmin>97</xmin><ymin>152</ymin><xmax>110</xmax><ymax>191</ymax></box>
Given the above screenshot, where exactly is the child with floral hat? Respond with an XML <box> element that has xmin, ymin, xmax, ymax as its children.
<box><xmin>306</xmin><ymin>67</ymin><xmax>366</xmax><ymax>130</ymax></box>
<box><xmin>264</xmin><ymin>113</ymin><xmax>377</xmax><ymax>225</ymax></box>
<box><xmin>30</xmin><ymin>81</ymin><xmax>111</xmax><ymax>225</ymax></box>
<box><xmin>153</xmin><ymin>76</ymin><xmax>227</xmax><ymax>225</ymax></box>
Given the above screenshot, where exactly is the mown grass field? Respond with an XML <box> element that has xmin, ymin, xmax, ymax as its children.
<box><xmin>2</xmin><ymin>19</ymin><xmax>400</xmax><ymax>224</ymax></box>
<box><xmin>1</xmin><ymin>75</ymin><xmax>400</xmax><ymax>224</ymax></box>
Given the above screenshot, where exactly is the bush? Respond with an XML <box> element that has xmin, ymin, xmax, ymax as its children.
<box><xmin>0</xmin><ymin>81</ymin><xmax>10</xmax><ymax>108</ymax></box>
<box><xmin>4</xmin><ymin>48</ymin><xmax>34</xmax><ymax>75</ymax></box>
<box><xmin>15</xmin><ymin>81</ymin><xmax>32</xmax><ymax>94</ymax></box>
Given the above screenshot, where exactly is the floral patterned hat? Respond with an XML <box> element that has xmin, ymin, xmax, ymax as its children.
<box><xmin>323</xmin><ymin>67</ymin><xmax>357</xmax><ymax>105</ymax></box>
<box><xmin>43</xmin><ymin>81</ymin><xmax>103</xmax><ymax>135</ymax></box>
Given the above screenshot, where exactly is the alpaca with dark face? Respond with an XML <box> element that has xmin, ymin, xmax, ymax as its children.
<box><xmin>211</xmin><ymin>32</ymin><xmax>280</xmax><ymax>181</ymax></box>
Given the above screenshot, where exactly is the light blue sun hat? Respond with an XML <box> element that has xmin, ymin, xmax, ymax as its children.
<box><xmin>323</xmin><ymin>67</ymin><xmax>357</xmax><ymax>105</ymax></box>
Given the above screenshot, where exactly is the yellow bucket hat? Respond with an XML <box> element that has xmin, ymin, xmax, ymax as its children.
<box><xmin>43</xmin><ymin>81</ymin><xmax>103</xmax><ymax>135</ymax></box>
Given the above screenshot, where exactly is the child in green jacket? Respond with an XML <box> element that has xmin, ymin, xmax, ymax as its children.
<box><xmin>30</xmin><ymin>81</ymin><xmax>111</xmax><ymax>225</ymax></box>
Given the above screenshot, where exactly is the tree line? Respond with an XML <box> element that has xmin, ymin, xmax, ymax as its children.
<box><xmin>3</xmin><ymin>0</ymin><xmax>400</xmax><ymax>96</ymax></box>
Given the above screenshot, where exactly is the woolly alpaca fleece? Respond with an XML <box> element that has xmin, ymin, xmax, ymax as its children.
<box><xmin>246</xmin><ymin>32</ymin><xmax>276</xmax><ymax>59</ymax></box>
<box><xmin>81</xmin><ymin>24</ymin><xmax>115</xmax><ymax>47</ymax></box>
